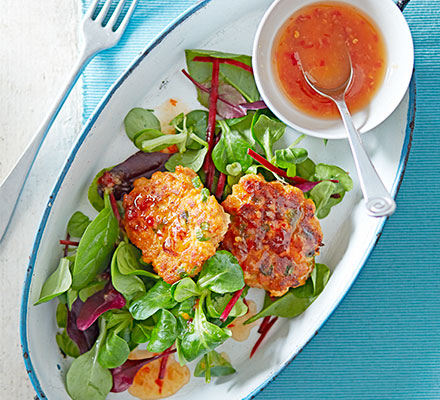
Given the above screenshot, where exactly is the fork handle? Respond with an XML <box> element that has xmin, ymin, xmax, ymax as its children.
<box><xmin>334</xmin><ymin>99</ymin><xmax>396</xmax><ymax>218</ymax></box>
<box><xmin>0</xmin><ymin>50</ymin><xmax>91</xmax><ymax>242</ymax></box>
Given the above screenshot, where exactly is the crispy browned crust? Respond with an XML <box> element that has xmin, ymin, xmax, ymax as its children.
<box><xmin>221</xmin><ymin>174</ymin><xmax>323</xmax><ymax>297</ymax></box>
<box><xmin>123</xmin><ymin>166</ymin><xmax>229</xmax><ymax>284</ymax></box>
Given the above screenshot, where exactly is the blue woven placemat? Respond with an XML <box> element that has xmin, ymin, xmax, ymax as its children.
<box><xmin>82</xmin><ymin>1</ymin><xmax>440</xmax><ymax>398</ymax></box>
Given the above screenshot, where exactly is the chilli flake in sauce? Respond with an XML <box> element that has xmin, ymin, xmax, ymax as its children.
<box><xmin>274</xmin><ymin>2</ymin><xmax>386</xmax><ymax>119</ymax></box>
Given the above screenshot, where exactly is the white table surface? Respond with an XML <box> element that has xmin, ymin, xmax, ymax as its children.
<box><xmin>0</xmin><ymin>1</ymin><xmax>82</xmax><ymax>397</ymax></box>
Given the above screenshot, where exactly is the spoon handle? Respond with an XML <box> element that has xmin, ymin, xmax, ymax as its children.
<box><xmin>335</xmin><ymin>99</ymin><xmax>396</xmax><ymax>217</ymax></box>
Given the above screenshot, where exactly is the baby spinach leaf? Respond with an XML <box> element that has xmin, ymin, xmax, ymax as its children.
<box><xmin>116</xmin><ymin>242</ymin><xmax>159</xmax><ymax>279</ymax></box>
<box><xmin>170</xmin><ymin>297</ymin><xmax>196</xmax><ymax>337</ymax></box>
<box><xmin>275</xmin><ymin>147</ymin><xmax>308</xmax><ymax>168</ymax></box>
<box><xmin>134</xmin><ymin>129</ymin><xmax>187</xmax><ymax>153</ymax></box>
<box><xmin>124</xmin><ymin>108</ymin><xmax>161</xmax><ymax>141</ymax></box>
<box><xmin>245</xmin><ymin>264</ymin><xmax>330</xmax><ymax>324</ymax></box>
<box><xmin>206</xmin><ymin>292</ymin><xmax>248</xmax><ymax>319</ymax></box>
<box><xmin>67</xmin><ymin>211</ymin><xmax>91</xmax><ymax>238</ymax></box>
<box><xmin>310</xmin><ymin>181</ymin><xmax>340</xmax><ymax>219</ymax></box>
<box><xmin>212</xmin><ymin>115</ymin><xmax>255</xmax><ymax>174</ymax></box>
<box><xmin>166</xmin><ymin>147</ymin><xmax>208</xmax><ymax>173</ymax></box>
<box><xmin>197</xmin><ymin>251</ymin><xmax>245</xmax><ymax>294</ymax></box>
<box><xmin>194</xmin><ymin>350</ymin><xmax>235</xmax><ymax>382</ymax></box>
<box><xmin>66</xmin><ymin>319</ymin><xmax>112</xmax><ymax>400</ymax></box>
<box><xmin>98</xmin><ymin>329</ymin><xmax>130</xmax><ymax>369</ymax></box>
<box><xmin>129</xmin><ymin>280</ymin><xmax>177</xmax><ymax>320</ymax></box>
<box><xmin>56</xmin><ymin>302</ymin><xmax>68</xmax><ymax>328</ymax></box>
<box><xmin>79</xmin><ymin>281</ymin><xmax>108</xmax><ymax>303</ymax></box>
<box><xmin>131</xmin><ymin>319</ymin><xmax>154</xmax><ymax>344</ymax></box>
<box><xmin>72</xmin><ymin>198</ymin><xmax>119</xmax><ymax>290</ymax></box>
<box><xmin>251</xmin><ymin>114</ymin><xmax>286</xmax><ymax>161</ymax></box>
<box><xmin>296</xmin><ymin>158</ymin><xmax>316</xmax><ymax>180</ymax></box>
<box><xmin>171</xmin><ymin>110</ymin><xmax>209</xmax><ymax>150</ymax></box>
<box><xmin>67</xmin><ymin>288</ymin><xmax>78</xmax><ymax>311</ymax></box>
<box><xmin>56</xmin><ymin>329</ymin><xmax>80</xmax><ymax>358</ymax></box>
<box><xmin>171</xmin><ymin>278</ymin><xmax>201</xmax><ymax>302</ymax></box>
<box><xmin>179</xmin><ymin>302</ymin><xmax>231</xmax><ymax>362</ymax></box>
<box><xmin>111</xmin><ymin>243</ymin><xmax>146</xmax><ymax>302</ymax></box>
<box><xmin>314</xmin><ymin>163</ymin><xmax>353</xmax><ymax>192</ymax></box>
<box><xmin>88</xmin><ymin>167</ymin><xmax>113</xmax><ymax>211</ymax></box>
<box><xmin>185</xmin><ymin>49</ymin><xmax>259</xmax><ymax>102</ymax></box>
<box><xmin>35</xmin><ymin>258</ymin><xmax>72</xmax><ymax>305</ymax></box>
<box><xmin>147</xmin><ymin>309</ymin><xmax>178</xmax><ymax>352</ymax></box>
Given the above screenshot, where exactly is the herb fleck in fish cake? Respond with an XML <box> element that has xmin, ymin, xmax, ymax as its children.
<box><xmin>123</xmin><ymin>166</ymin><xmax>229</xmax><ymax>284</ymax></box>
<box><xmin>221</xmin><ymin>174</ymin><xmax>323</xmax><ymax>297</ymax></box>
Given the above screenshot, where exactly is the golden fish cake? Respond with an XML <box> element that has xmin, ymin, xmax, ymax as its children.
<box><xmin>123</xmin><ymin>166</ymin><xmax>230</xmax><ymax>284</ymax></box>
<box><xmin>221</xmin><ymin>174</ymin><xmax>323</xmax><ymax>297</ymax></box>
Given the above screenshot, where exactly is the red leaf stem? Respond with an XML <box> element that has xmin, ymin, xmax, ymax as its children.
<box><xmin>203</xmin><ymin>58</ymin><xmax>220</xmax><ymax>190</ymax></box>
<box><xmin>215</xmin><ymin>173</ymin><xmax>227</xmax><ymax>201</ymax></box>
<box><xmin>111</xmin><ymin>348</ymin><xmax>177</xmax><ymax>393</ymax></box>
<box><xmin>60</xmin><ymin>239</ymin><xmax>80</xmax><ymax>247</ymax></box>
<box><xmin>257</xmin><ymin>316</ymin><xmax>272</xmax><ymax>334</ymax></box>
<box><xmin>250</xmin><ymin>316</ymin><xmax>278</xmax><ymax>358</ymax></box>
<box><xmin>158</xmin><ymin>354</ymin><xmax>169</xmax><ymax>380</ymax></box>
<box><xmin>193</xmin><ymin>56</ymin><xmax>253</xmax><ymax>74</ymax></box>
<box><xmin>220</xmin><ymin>287</ymin><xmax>245</xmax><ymax>322</ymax></box>
<box><xmin>247</xmin><ymin>149</ymin><xmax>338</xmax><ymax>190</ymax></box>
<box><xmin>181</xmin><ymin>69</ymin><xmax>243</xmax><ymax>113</ymax></box>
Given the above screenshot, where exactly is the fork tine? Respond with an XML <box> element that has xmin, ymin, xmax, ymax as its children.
<box><xmin>83</xmin><ymin>0</ymin><xmax>100</xmax><ymax>19</ymax></box>
<box><xmin>107</xmin><ymin>0</ymin><xmax>127</xmax><ymax>30</ymax></box>
<box><xmin>115</xmin><ymin>0</ymin><xmax>138</xmax><ymax>34</ymax></box>
<box><xmin>95</xmin><ymin>0</ymin><xmax>113</xmax><ymax>24</ymax></box>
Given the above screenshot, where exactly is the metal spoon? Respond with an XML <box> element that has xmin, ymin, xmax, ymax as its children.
<box><xmin>296</xmin><ymin>52</ymin><xmax>396</xmax><ymax>218</ymax></box>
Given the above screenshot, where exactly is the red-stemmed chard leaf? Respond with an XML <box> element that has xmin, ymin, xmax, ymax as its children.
<box><xmin>220</xmin><ymin>287</ymin><xmax>245</xmax><ymax>322</ymax></box>
<box><xmin>247</xmin><ymin>149</ymin><xmax>338</xmax><ymax>191</ymax></box>
<box><xmin>60</xmin><ymin>239</ymin><xmax>80</xmax><ymax>246</ymax></box>
<box><xmin>66</xmin><ymin>299</ymin><xmax>99</xmax><ymax>354</ymax></box>
<box><xmin>204</xmin><ymin>58</ymin><xmax>220</xmax><ymax>191</ymax></box>
<box><xmin>215</xmin><ymin>173</ymin><xmax>227</xmax><ymax>201</ymax></box>
<box><xmin>76</xmin><ymin>283</ymin><xmax>126</xmax><ymax>331</ymax></box>
<box><xmin>239</xmin><ymin>100</ymin><xmax>267</xmax><ymax>110</ymax></box>
<box><xmin>111</xmin><ymin>348</ymin><xmax>177</xmax><ymax>393</ymax></box>
<box><xmin>192</xmin><ymin>56</ymin><xmax>254</xmax><ymax>74</ymax></box>
<box><xmin>181</xmin><ymin>70</ymin><xmax>248</xmax><ymax>119</ymax></box>
<box><xmin>250</xmin><ymin>316</ymin><xmax>278</xmax><ymax>358</ymax></box>
<box><xmin>98</xmin><ymin>151</ymin><xmax>170</xmax><ymax>200</ymax></box>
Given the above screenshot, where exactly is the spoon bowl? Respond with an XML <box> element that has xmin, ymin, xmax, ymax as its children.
<box><xmin>297</xmin><ymin>50</ymin><xmax>396</xmax><ymax>217</ymax></box>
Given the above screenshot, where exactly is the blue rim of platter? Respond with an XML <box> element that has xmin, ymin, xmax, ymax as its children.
<box><xmin>20</xmin><ymin>0</ymin><xmax>417</xmax><ymax>398</ymax></box>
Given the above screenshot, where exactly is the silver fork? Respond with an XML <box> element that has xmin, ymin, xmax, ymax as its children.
<box><xmin>0</xmin><ymin>0</ymin><xmax>138</xmax><ymax>242</ymax></box>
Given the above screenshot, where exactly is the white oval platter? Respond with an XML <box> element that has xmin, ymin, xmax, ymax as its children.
<box><xmin>20</xmin><ymin>0</ymin><xmax>415</xmax><ymax>399</ymax></box>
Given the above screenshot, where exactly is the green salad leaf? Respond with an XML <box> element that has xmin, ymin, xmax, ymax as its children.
<box><xmin>124</xmin><ymin>108</ymin><xmax>161</xmax><ymax>140</ymax></box>
<box><xmin>212</xmin><ymin>115</ymin><xmax>255</xmax><ymax>174</ymax></box>
<box><xmin>72</xmin><ymin>195</ymin><xmax>119</xmax><ymax>290</ymax></box>
<box><xmin>111</xmin><ymin>243</ymin><xmax>146</xmax><ymax>302</ymax></box>
<box><xmin>129</xmin><ymin>280</ymin><xmax>177</xmax><ymax>320</ymax></box>
<box><xmin>66</xmin><ymin>319</ymin><xmax>112</xmax><ymax>400</ymax></box>
<box><xmin>185</xmin><ymin>49</ymin><xmax>259</xmax><ymax>102</ymax></box>
<box><xmin>197</xmin><ymin>251</ymin><xmax>245</xmax><ymax>294</ymax></box>
<box><xmin>178</xmin><ymin>301</ymin><xmax>231</xmax><ymax>362</ymax></box>
<box><xmin>56</xmin><ymin>330</ymin><xmax>80</xmax><ymax>358</ymax></box>
<box><xmin>87</xmin><ymin>167</ymin><xmax>112</xmax><ymax>211</ymax></box>
<box><xmin>35</xmin><ymin>258</ymin><xmax>72</xmax><ymax>305</ymax></box>
<box><xmin>194</xmin><ymin>350</ymin><xmax>236</xmax><ymax>383</ymax></box>
<box><xmin>67</xmin><ymin>211</ymin><xmax>91</xmax><ymax>238</ymax></box>
<box><xmin>245</xmin><ymin>264</ymin><xmax>330</xmax><ymax>324</ymax></box>
<box><xmin>147</xmin><ymin>309</ymin><xmax>178</xmax><ymax>352</ymax></box>
<box><xmin>116</xmin><ymin>242</ymin><xmax>159</xmax><ymax>279</ymax></box>
<box><xmin>97</xmin><ymin>329</ymin><xmax>130</xmax><ymax>369</ymax></box>
<box><xmin>172</xmin><ymin>277</ymin><xmax>201</xmax><ymax>302</ymax></box>
<box><xmin>251</xmin><ymin>114</ymin><xmax>286</xmax><ymax>161</ymax></box>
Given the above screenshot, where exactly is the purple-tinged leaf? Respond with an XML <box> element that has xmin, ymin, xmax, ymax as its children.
<box><xmin>66</xmin><ymin>299</ymin><xmax>99</xmax><ymax>354</ymax></box>
<box><xmin>110</xmin><ymin>348</ymin><xmax>177</xmax><ymax>393</ymax></box>
<box><xmin>239</xmin><ymin>100</ymin><xmax>267</xmax><ymax>110</ymax></box>
<box><xmin>77</xmin><ymin>284</ymin><xmax>126</xmax><ymax>331</ymax></box>
<box><xmin>97</xmin><ymin>151</ymin><xmax>170</xmax><ymax>200</ymax></box>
